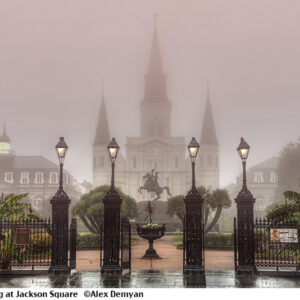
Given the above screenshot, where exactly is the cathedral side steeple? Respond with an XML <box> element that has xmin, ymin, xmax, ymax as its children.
<box><xmin>200</xmin><ymin>87</ymin><xmax>218</xmax><ymax>145</ymax></box>
<box><xmin>92</xmin><ymin>92</ymin><xmax>111</xmax><ymax>188</ymax></box>
<box><xmin>140</xmin><ymin>17</ymin><xmax>171</xmax><ymax>138</ymax></box>
<box><xmin>197</xmin><ymin>86</ymin><xmax>219</xmax><ymax>190</ymax></box>
<box><xmin>93</xmin><ymin>93</ymin><xmax>111</xmax><ymax>146</ymax></box>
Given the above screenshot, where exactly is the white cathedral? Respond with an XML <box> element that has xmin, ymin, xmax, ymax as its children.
<box><xmin>92</xmin><ymin>25</ymin><xmax>219</xmax><ymax>202</ymax></box>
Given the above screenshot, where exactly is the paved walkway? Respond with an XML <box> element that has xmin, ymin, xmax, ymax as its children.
<box><xmin>76</xmin><ymin>236</ymin><xmax>234</xmax><ymax>271</ymax></box>
<box><xmin>1</xmin><ymin>270</ymin><xmax>300</xmax><ymax>288</ymax></box>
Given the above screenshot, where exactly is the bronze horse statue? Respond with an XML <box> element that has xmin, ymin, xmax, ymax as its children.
<box><xmin>138</xmin><ymin>170</ymin><xmax>172</xmax><ymax>201</ymax></box>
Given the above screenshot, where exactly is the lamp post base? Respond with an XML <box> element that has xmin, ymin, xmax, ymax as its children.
<box><xmin>184</xmin><ymin>265</ymin><xmax>205</xmax><ymax>274</ymax></box>
<box><xmin>101</xmin><ymin>264</ymin><xmax>122</xmax><ymax>274</ymax></box>
<box><xmin>236</xmin><ymin>265</ymin><xmax>257</xmax><ymax>275</ymax></box>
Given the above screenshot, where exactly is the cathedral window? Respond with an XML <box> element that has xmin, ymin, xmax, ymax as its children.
<box><xmin>215</xmin><ymin>157</ymin><xmax>218</xmax><ymax>167</ymax></box>
<box><xmin>149</xmin><ymin>124</ymin><xmax>154</xmax><ymax>137</ymax></box>
<box><xmin>270</xmin><ymin>171</ymin><xmax>277</xmax><ymax>183</ymax></box>
<box><xmin>254</xmin><ymin>171</ymin><xmax>264</xmax><ymax>183</ymax></box>
<box><xmin>207</xmin><ymin>155</ymin><xmax>212</xmax><ymax>167</ymax></box>
<box><xmin>175</xmin><ymin>156</ymin><xmax>179</xmax><ymax>168</ymax></box>
<box><xmin>35</xmin><ymin>172</ymin><xmax>44</xmax><ymax>184</ymax></box>
<box><xmin>99</xmin><ymin>156</ymin><xmax>104</xmax><ymax>168</ymax></box>
<box><xmin>200</xmin><ymin>156</ymin><xmax>203</xmax><ymax>167</ymax></box>
<box><xmin>4</xmin><ymin>172</ymin><xmax>13</xmax><ymax>183</ymax></box>
<box><xmin>20</xmin><ymin>172</ymin><xmax>30</xmax><ymax>184</ymax></box>
<box><xmin>158</xmin><ymin>124</ymin><xmax>163</xmax><ymax>136</ymax></box>
<box><xmin>133</xmin><ymin>156</ymin><xmax>137</xmax><ymax>169</ymax></box>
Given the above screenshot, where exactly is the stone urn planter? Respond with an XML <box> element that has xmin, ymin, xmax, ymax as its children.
<box><xmin>136</xmin><ymin>224</ymin><xmax>166</xmax><ymax>258</ymax></box>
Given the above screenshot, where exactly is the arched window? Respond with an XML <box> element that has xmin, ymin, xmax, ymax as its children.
<box><xmin>149</xmin><ymin>124</ymin><xmax>154</xmax><ymax>137</ymax></box>
<box><xmin>20</xmin><ymin>172</ymin><xmax>30</xmax><ymax>184</ymax></box>
<box><xmin>4</xmin><ymin>172</ymin><xmax>13</xmax><ymax>183</ymax></box>
<box><xmin>49</xmin><ymin>172</ymin><xmax>58</xmax><ymax>184</ymax></box>
<box><xmin>270</xmin><ymin>171</ymin><xmax>277</xmax><ymax>183</ymax></box>
<box><xmin>35</xmin><ymin>172</ymin><xmax>44</xmax><ymax>184</ymax></box>
<box><xmin>175</xmin><ymin>156</ymin><xmax>179</xmax><ymax>168</ymax></box>
<box><xmin>215</xmin><ymin>156</ymin><xmax>218</xmax><ymax>167</ymax></box>
<box><xmin>254</xmin><ymin>172</ymin><xmax>264</xmax><ymax>183</ymax></box>
<box><xmin>200</xmin><ymin>156</ymin><xmax>203</xmax><ymax>167</ymax></box>
<box><xmin>207</xmin><ymin>155</ymin><xmax>212</xmax><ymax>167</ymax></box>
<box><xmin>99</xmin><ymin>156</ymin><xmax>105</xmax><ymax>168</ymax></box>
<box><xmin>133</xmin><ymin>156</ymin><xmax>137</xmax><ymax>169</ymax></box>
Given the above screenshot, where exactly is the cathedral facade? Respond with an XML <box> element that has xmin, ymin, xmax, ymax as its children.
<box><xmin>93</xmin><ymin>26</ymin><xmax>219</xmax><ymax>201</ymax></box>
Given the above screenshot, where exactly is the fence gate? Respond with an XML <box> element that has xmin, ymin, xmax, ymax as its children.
<box><xmin>183</xmin><ymin>215</ymin><xmax>205</xmax><ymax>270</ymax></box>
<box><xmin>100</xmin><ymin>218</ymin><xmax>131</xmax><ymax>271</ymax></box>
<box><xmin>254</xmin><ymin>218</ymin><xmax>300</xmax><ymax>271</ymax></box>
<box><xmin>121</xmin><ymin>218</ymin><xmax>131</xmax><ymax>270</ymax></box>
<box><xmin>69</xmin><ymin>218</ymin><xmax>77</xmax><ymax>270</ymax></box>
<box><xmin>234</xmin><ymin>217</ymin><xmax>300</xmax><ymax>272</ymax></box>
<box><xmin>0</xmin><ymin>218</ymin><xmax>52</xmax><ymax>271</ymax></box>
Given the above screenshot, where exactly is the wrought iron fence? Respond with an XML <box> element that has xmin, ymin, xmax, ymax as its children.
<box><xmin>254</xmin><ymin>218</ymin><xmax>300</xmax><ymax>270</ymax></box>
<box><xmin>100</xmin><ymin>218</ymin><xmax>131</xmax><ymax>271</ymax></box>
<box><xmin>69</xmin><ymin>218</ymin><xmax>77</xmax><ymax>270</ymax></box>
<box><xmin>0</xmin><ymin>218</ymin><xmax>52</xmax><ymax>270</ymax></box>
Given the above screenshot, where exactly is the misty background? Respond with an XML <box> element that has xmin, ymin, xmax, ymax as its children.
<box><xmin>0</xmin><ymin>0</ymin><xmax>300</xmax><ymax>187</ymax></box>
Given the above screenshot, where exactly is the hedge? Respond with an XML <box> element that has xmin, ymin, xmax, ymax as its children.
<box><xmin>76</xmin><ymin>234</ymin><xmax>138</xmax><ymax>250</ymax></box>
<box><xmin>173</xmin><ymin>233</ymin><xmax>234</xmax><ymax>250</ymax></box>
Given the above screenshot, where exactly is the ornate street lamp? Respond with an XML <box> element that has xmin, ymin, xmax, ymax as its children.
<box><xmin>235</xmin><ymin>137</ymin><xmax>256</xmax><ymax>275</ymax></box>
<box><xmin>50</xmin><ymin>137</ymin><xmax>71</xmax><ymax>274</ymax></box>
<box><xmin>107</xmin><ymin>137</ymin><xmax>120</xmax><ymax>190</ymax></box>
<box><xmin>188</xmin><ymin>137</ymin><xmax>200</xmax><ymax>189</ymax></box>
<box><xmin>183</xmin><ymin>137</ymin><xmax>204</xmax><ymax>274</ymax></box>
<box><xmin>56</xmin><ymin>137</ymin><xmax>68</xmax><ymax>191</ymax></box>
<box><xmin>101</xmin><ymin>137</ymin><xmax>123</xmax><ymax>273</ymax></box>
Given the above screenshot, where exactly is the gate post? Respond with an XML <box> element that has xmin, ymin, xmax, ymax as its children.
<box><xmin>50</xmin><ymin>191</ymin><xmax>71</xmax><ymax>274</ymax></box>
<box><xmin>183</xmin><ymin>137</ymin><xmax>204</xmax><ymax>274</ymax></box>
<box><xmin>50</xmin><ymin>137</ymin><xmax>71</xmax><ymax>274</ymax></box>
<box><xmin>101</xmin><ymin>189</ymin><xmax>122</xmax><ymax>273</ymax></box>
<box><xmin>235</xmin><ymin>137</ymin><xmax>256</xmax><ymax>275</ymax></box>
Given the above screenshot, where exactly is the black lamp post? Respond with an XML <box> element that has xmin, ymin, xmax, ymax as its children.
<box><xmin>235</xmin><ymin>137</ymin><xmax>256</xmax><ymax>275</ymax></box>
<box><xmin>183</xmin><ymin>137</ymin><xmax>204</xmax><ymax>274</ymax></box>
<box><xmin>101</xmin><ymin>137</ymin><xmax>123</xmax><ymax>273</ymax></box>
<box><xmin>50</xmin><ymin>137</ymin><xmax>71</xmax><ymax>274</ymax></box>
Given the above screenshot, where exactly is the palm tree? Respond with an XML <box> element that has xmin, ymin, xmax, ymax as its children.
<box><xmin>267</xmin><ymin>190</ymin><xmax>300</xmax><ymax>222</ymax></box>
<box><xmin>166</xmin><ymin>186</ymin><xmax>232</xmax><ymax>233</ymax></box>
<box><xmin>204</xmin><ymin>189</ymin><xmax>231</xmax><ymax>233</ymax></box>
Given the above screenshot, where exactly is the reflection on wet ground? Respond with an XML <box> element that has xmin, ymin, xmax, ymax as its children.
<box><xmin>0</xmin><ymin>270</ymin><xmax>300</xmax><ymax>288</ymax></box>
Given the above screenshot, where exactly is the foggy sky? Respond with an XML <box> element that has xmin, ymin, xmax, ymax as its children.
<box><xmin>1</xmin><ymin>0</ymin><xmax>300</xmax><ymax>187</ymax></box>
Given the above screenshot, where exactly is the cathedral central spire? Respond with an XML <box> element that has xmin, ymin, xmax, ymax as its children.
<box><xmin>143</xmin><ymin>17</ymin><xmax>168</xmax><ymax>103</ymax></box>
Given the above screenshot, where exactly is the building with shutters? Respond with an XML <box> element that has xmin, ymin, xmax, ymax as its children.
<box><xmin>0</xmin><ymin>126</ymin><xmax>82</xmax><ymax>217</ymax></box>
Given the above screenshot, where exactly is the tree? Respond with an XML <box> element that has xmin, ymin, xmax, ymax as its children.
<box><xmin>166</xmin><ymin>195</ymin><xmax>185</xmax><ymax>222</ymax></box>
<box><xmin>72</xmin><ymin>185</ymin><xmax>139</xmax><ymax>234</ymax></box>
<box><xmin>0</xmin><ymin>193</ymin><xmax>40</xmax><ymax>220</ymax></box>
<box><xmin>267</xmin><ymin>190</ymin><xmax>300</xmax><ymax>222</ymax></box>
<box><xmin>274</xmin><ymin>141</ymin><xmax>300</xmax><ymax>203</ymax></box>
<box><xmin>166</xmin><ymin>186</ymin><xmax>232</xmax><ymax>233</ymax></box>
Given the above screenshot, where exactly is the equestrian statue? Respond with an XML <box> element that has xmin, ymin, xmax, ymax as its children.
<box><xmin>138</xmin><ymin>169</ymin><xmax>172</xmax><ymax>201</ymax></box>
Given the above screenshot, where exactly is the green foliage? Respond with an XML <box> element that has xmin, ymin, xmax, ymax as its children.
<box><xmin>0</xmin><ymin>193</ymin><xmax>40</xmax><ymax>221</ymax></box>
<box><xmin>267</xmin><ymin>190</ymin><xmax>300</xmax><ymax>222</ymax></box>
<box><xmin>166</xmin><ymin>195</ymin><xmax>185</xmax><ymax>222</ymax></box>
<box><xmin>173</xmin><ymin>233</ymin><xmax>234</xmax><ymax>250</ymax></box>
<box><xmin>166</xmin><ymin>186</ymin><xmax>232</xmax><ymax>233</ymax></box>
<box><xmin>76</xmin><ymin>233</ymin><xmax>138</xmax><ymax>250</ymax></box>
<box><xmin>274</xmin><ymin>141</ymin><xmax>300</xmax><ymax>203</ymax></box>
<box><xmin>72</xmin><ymin>185</ymin><xmax>139</xmax><ymax>234</ymax></box>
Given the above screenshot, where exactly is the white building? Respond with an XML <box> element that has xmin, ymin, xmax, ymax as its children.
<box><xmin>93</xmin><ymin>25</ymin><xmax>219</xmax><ymax>201</ymax></box>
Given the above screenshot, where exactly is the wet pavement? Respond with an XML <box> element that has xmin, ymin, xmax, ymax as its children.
<box><xmin>0</xmin><ymin>270</ymin><xmax>300</xmax><ymax>288</ymax></box>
